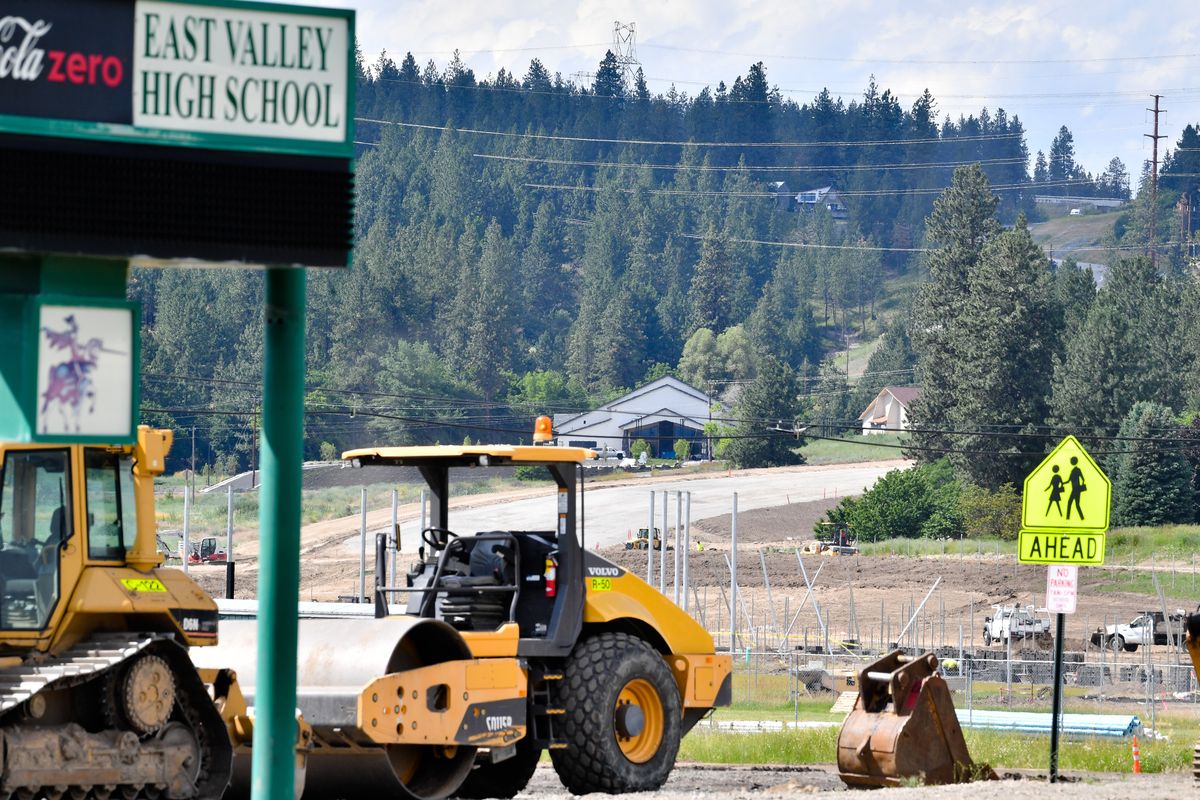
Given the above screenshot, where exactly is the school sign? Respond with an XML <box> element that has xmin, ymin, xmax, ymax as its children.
<box><xmin>1018</xmin><ymin>436</ymin><xmax>1111</xmax><ymax>565</ymax></box>
<box><xmin>0</xmin><ymin>0</ymin><xmax>355</xmax><ymax>268</ymax></box>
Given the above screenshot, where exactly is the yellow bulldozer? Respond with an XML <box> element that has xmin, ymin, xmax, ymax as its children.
<box><xmin>0</xmin><ymin>426</ymin><xmax>235</xmax><ymax>799</ymax></box>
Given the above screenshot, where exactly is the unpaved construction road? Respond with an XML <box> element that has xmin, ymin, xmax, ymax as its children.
<box><xmin>520</xmin><ymin>763</ymin><xmax>1189</xmax><ymax>799</ymax></box>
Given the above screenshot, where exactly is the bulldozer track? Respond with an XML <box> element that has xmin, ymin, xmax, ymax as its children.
<box><xmin>0</xmin><ymin>633</ymin><xmax>168</xmax><ymax>716</ymax></box>
<box><xmin>0</xmin><ymin>634</ymin><xmax>231</xmax><ymax>800</ymax></box>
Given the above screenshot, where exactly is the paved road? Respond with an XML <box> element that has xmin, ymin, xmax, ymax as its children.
<box><xmin>333</xmin><ymin>461</ymin><xmax>905</xmax><ymax>557</ymax></box>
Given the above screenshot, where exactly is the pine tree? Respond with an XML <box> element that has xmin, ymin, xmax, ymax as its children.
<box><xmin>687</xmin><ymin>235</ymin><xmax>733</xmax><ymax>336</ymax></box>
<box><xmin>462</xmin><ymin>222</ymin><xmax>516</xmax><ymax>401</ymax></box>
<box><xmin>1033</xmin><ymin>151</ymin><xmax>1048</xmax><ymax>184</ymax></box>
<box><xmin>909</xmin><ymin>164</ymin><xmax>1000</xmax><ymax>458</ymax></box>
<box><xmin>1098</xmin><ymin>156</ymin><xmax>1130</xmax><ymax>199</ymax></box>
<box><xmin>593</xmin><ymin>51</ymin><xmax>625</xmax><ymax>99</ymax></box>
<box><xmin>1112</xmin><ymin>402</ymin><xmax>1194</xmax><ymax>526</ymax></box>
<box><xmin>1050</xmin><ymin>257</ymin><xmax>1184</xmax><ymax>438</ymax></box>
<box><xmin>1048</xmin><ymin>126</ymin><xmax>1077</xmax><ymax>189</ymax></box>
<box><xmin>948</xmin><ymin>218</ymin><xmax>1059</xmax><ymax>488</ymax></box>
<box><xmin>725</xmin><ymin>357</ymin><xmax>804</xmax><ymax>468</ymax></box>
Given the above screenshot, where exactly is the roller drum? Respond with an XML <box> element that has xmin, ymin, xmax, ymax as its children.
<box><xmin>194</xmin><ymin>616</ymin><xmax>477</xmax><ymax>800</ymax></box>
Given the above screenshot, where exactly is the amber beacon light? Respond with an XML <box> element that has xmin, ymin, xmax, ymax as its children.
<box><xmin>533</xmin><ymin>415</ymin><xmax>554</xmax><ymax>443</ymax></box>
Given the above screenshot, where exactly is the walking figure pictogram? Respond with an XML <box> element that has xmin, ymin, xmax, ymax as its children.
<box><xmin>1066</xmin><ymin>456</ymin><xmax>1086</xmax><ymax>520</ymax></box>
<box><xmin>1045</xmin><ymin>465</ymin><xmax>1065</xmax><ymax>517</ymax></box>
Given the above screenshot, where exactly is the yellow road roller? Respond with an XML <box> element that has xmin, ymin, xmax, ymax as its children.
<box><xmin>297</xmin><ymin>428</ymin><xmax>733</xmax><ymax>798</ymax></box>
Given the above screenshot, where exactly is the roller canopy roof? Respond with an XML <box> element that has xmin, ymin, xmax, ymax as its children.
<box><xmin>342</xmin><ymin>444</ymin><xmax>596</xmax><ymax>466</ymax></box>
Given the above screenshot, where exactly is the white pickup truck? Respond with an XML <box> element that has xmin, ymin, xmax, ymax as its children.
<box><xmin>1090</xmin><ymin>610</ymin><xmax>1186</xmax><ymax>652</ymax></box>
<box><xmin>982</xmin><ymin>604</ymin><xmax>1051</xmax><ymax>646</ymax></box>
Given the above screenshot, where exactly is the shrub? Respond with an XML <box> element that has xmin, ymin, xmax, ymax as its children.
<box><xmin>958</xmin><ymin>483</ymin><xmax>1021</xmax><ymax>539</ymax></box>
<box><xmin>630</xmin><ymin>439</ymin><xmax>651</xmax><ymax>462</ymax></box>
<box><xmin>514</xmin><ymin>465</ymin><xmax>548</xmax><ymax>482</ymax></box>
<box><xmin>840</xmin><ymin>467</ymin><xmax>934</xmax><ymax>541</ymax></box>
<box><xmin>674</xmin><ymin>438</ymin><xmax>692</xmax><ymax>462</ymax></box>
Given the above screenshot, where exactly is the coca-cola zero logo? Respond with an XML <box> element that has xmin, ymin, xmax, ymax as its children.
<box><xmin>0</xmin><ymin>16</ymin><xmax>50</xmax><ymax>80</ymax></box>
<box><xmin>0</xmin><ymin>15</ymin><xmax>123</xmax><ymax>87</ymax></box>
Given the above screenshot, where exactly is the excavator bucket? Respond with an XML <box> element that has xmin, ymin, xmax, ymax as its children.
<box><xmin>837</xmin><ymin>651</ymin><xmax>996</xmax><ymax>787</ymax></box>
<box><xmin>1185</xmin><ymin>611</ymin><xmax>1200</xmax><ymax>783</ymax></box>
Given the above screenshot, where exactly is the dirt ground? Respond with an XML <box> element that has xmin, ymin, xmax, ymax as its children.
<box><xmin>518</xmin><ymin>763</ymin><xmax>1190</xmax><ymax>800</ymax></box>
<box><xmin>597</xmin><ymin>499</ymin><xmax>1179</xmax><ymax>651</ymax></box>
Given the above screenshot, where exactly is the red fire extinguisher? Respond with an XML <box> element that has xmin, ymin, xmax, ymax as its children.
<box><xmin>544</xmin><ymin>551</ymin><xmax>558</xmax><ymax>598</ymax></box>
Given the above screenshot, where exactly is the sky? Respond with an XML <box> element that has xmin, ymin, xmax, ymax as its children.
<box><xmin>310</xmin><ymin>0</ymin><xmax>1200</xmax><ymax>181</ymax></box>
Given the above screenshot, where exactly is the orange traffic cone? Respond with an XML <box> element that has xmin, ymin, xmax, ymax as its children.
<box><xmin>1131</xmin><ymin>734</ymin><xmax>1142</xmax><ymax>774</ymax></box>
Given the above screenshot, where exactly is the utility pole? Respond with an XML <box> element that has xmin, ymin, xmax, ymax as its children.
<box><xmin>190</xmin><ymin>426</ymin><xmax>196</xmax><ymax>498</ymax></box>
<box><xmin>251</xmin><ymin>409</ymin><xmax>258</xmax><ymax>489</ymax></box>
<box><xmin>1145</xmin><ymin>94</ymin><xmax>1166</xmax><ymax>265</ymax></box>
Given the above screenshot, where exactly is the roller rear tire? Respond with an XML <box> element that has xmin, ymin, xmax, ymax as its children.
<box><xmin>550</xmin><ymin>633</ymin><xmax>681</xmax><ymax>794</ymax></box>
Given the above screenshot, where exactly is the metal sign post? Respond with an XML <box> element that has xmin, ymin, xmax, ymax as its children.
<box><xmin>1045</xmin><ymin>565</ymin><xmax>1078</xmax><ymax>784</ymax></box>
<box><xmin>1019</xmin><ymin>436</ymin><xmax>1109</xmax><ymax>785</ymax></box>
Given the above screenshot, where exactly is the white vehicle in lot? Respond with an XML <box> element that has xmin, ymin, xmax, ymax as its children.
<box><xmin>982</xmin><ymin>604</ymin><xmax>1051</xmax><ymax>646</ymax></box>
<box><xmin>1090</xmin><ymin>610</ymin><xmax>1186</xmax><ymax>652</ymax></box>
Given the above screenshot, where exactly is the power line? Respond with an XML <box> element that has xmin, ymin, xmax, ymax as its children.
<box><xmin>474</xmin><ymin>152</ymin><xmax>1030</xmax><ymax>173</ymax></box>
<box><xmin>676</xmin><ymin>231</ymin><xmax>1185</xmax><ymax>254</ymax></box>
<box><xmin>523</xmin><ymin>176</ymin><xmax>1098</xmax><ymax>198</ymax></box>
<box><xmin>356</xmin><ymin>116</ymin><xmax>1024</xmax><ymax>149</ymax></box>
<box><xmin>635</xmin><ymin>42</ymin><xmax>1200</xmax><ymax>67</ymax></box>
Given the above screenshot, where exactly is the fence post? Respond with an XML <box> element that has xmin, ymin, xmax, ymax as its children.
<box><xmin>682</xmin><ymin>492</ymin><xmax>691</xmax><ymax>612</ymax></box>
<box><xmin>730</xmin><ymin>492</ymin><xmax>738</xmax><ymax>655</ymax></box>
<box><xmin>646</xmin><ymin>491</ymin><xmax>655</xmax><ymax>585</ymax></box>
<box><xmin>181</xmin><ymin>485</ymin><xmax>191</xmax><ymax>574</ymax></box>
<box><xmin>660</xmin><ymin>491</ymin><xmax>668</xmax><ymax>593</ymax></box>
<box><xmin>358</xmin><ymin>487</ymin><xmax>367</xmax><ymax>602</ymax></box>
<box><xmin>389</xmin><ymin>489</ymin><xmax>399</xmax><ymax>591</ymax></box>
<box><xmin>225</xmin><ymin>486</ymin><xmax>235</xmax><ymax>599</ymax></box>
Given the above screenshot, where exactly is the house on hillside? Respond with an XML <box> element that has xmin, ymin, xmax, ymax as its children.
<box><xmin>795</xmin><ymin>186</ymin><xmax>848</xmax><ymax>220</ymax></box>
<box><xmin>858</xmin><ymin>386</ymin><xmax>921</xmax><ymax>435</ymax></box>
<box><xmin>553</xmin><ymin>376</ymin><xmax>723</xmax><ymax>459</ymax></box>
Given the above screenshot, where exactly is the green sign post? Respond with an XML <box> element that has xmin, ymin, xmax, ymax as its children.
<box><xmin>1018</xmin><ymin>436</ymin><xmax>1111</xmax><ymax>784</ymax></box>
<box><xmin>0</xmin><ymin>5</ymin><xmax>355</xmax><ymax>800</ymax></box>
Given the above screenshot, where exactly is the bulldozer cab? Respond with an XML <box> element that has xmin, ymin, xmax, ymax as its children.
<box><xmin>0</xmin><ymin>446</ymin><xmax>75</xmax><ymax>630</ymax></box>
<box><xmin>0</xmin><ymin>427</ymin><xmax>186</xmax><ymax>647</ymax></box>
<box><xmin>344</xmin><ymin>443</ymin><xmax>593</xmax><ymax>659</ymax></box>
<box><xmin>0</xmin><ymin>444</ymin><xmax>144</xmax><ymax>632</ymax></box>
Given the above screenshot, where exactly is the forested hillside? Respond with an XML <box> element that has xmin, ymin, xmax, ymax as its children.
<box><xmin>134</xmin><ymin>51</ymin><xmax>1180</xmax><ymax>475</ymax></box>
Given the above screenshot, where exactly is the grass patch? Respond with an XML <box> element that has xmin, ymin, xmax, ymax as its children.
<box><xmin>965</xmin><ymin>728</ymin><xmax>1191</xmax><ymax>773</ymax></box>
<box><xmin>1104</xmin><ymin>525</ymin><xmax>1200</xmax><ymax>562</ymax></box>
<box><xmin>800</xmin><ymin>434</ymin><xmax>909</xmax><ymax>466</ymax></box>
<box><xmin>679</xmin><ymin>726</ymin><xmax>838</xmax><ymax>764</ymax></box>
<box><xmin>679</xmin><ymin>720</ymin><xmax>1195</xmax><ymax>773</ymax></box>
<box><xmin>857</xmin><ymin>537</ymin><xmax>1014</xmax><ymax>557</ymax></box>
<box><xmin>1085</xmin><ymin>568</ymin><xmax>1200</xmax><ymax>601</ymax></box>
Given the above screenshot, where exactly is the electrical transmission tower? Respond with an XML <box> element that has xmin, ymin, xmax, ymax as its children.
<box><xmin>1145</xmin><ymin>94</ymin><xmax>1166</xmax><ymax>264</ymax></box>
<box><xmin>612</xmin><ymin>21</ymin><xmax>640</xmax><ymax>84</ymax></box>
<box><xmin>571</xmin><ymin>22</ymin><xmax>641</xmax><ymax>89</ymax></box>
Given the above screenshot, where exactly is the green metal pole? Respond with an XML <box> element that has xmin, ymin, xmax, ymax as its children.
<box><xmin>252</xmin><ymin>267</ymin><xmax>306</xmax><ymax>800</ymax></box>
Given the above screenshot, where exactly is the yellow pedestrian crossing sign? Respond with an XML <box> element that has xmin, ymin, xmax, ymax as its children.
<box><xmin>1022</xmin><ymin>436</ymin><xmax>1110</xmax><ymax>532</ymax></box>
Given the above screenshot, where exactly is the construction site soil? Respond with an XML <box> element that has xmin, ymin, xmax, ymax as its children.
<box><xmin>520</xmin><ymin>763</ymin><xmax>1190</xmax><ymax>799</ymax></box>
